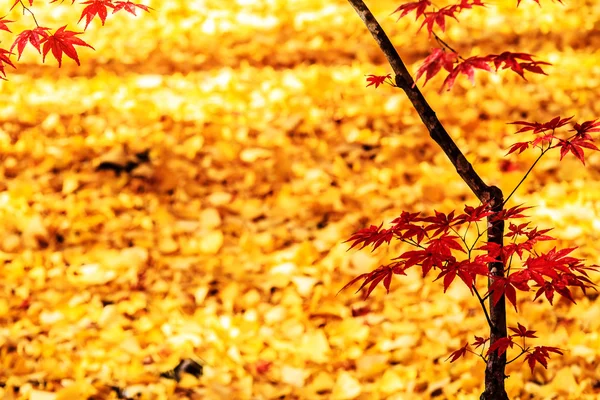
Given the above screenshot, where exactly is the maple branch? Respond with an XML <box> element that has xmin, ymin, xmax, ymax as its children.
<box><xmin>503</xmin><ymin>149</ymin><xmax>547</xmax><ymax>206</ymax></box>
<box><xmin>505</xmin><ymin>345</ymin><xmax>529</xmax><ymax>365</ymax></box>
<box><xmin>473</xmin><ymin>285</ymin><xmax>493</xmax><ymax>329</ymax></box>
<box><xmin>347</xmin><ymin>0</ymin><xmax>499</xmax><ymax>205</ymax></box>
<box><xmin>19</xmin><ymin>0</ymin><xmax>40</xmax><ymax>27</ymax></box>
<box><xmin>433</xmin><ymin>31</ymin><xmax>462</xmax><ymax>58</ymax></box>
<box><xmin>467</xmin><ymin>348</ymin><xmax>488</xmax><ymax>363</ymax></box>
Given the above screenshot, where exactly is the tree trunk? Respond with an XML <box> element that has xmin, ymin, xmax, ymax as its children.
<box><xmin>346</xmin><ymin>1</ymin><xmax>509</xmax><ymax>398</ymax></box>
<box><xmin>481</xmin><ymin>186</ymin><xmax>509</xmax><ymax>400</ymax></box>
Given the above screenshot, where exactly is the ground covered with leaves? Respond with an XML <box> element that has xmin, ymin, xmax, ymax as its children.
<box><xmin>1</xmin><ymin>0</ymin><xmax>600</xmax><ymax>399</ymax></box>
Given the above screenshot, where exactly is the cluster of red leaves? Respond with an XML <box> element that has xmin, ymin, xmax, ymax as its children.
<box><xmin>384</xmin><ymin>1</ymin><xmax>554</xmax><ymax>91</ymax></box>
<box><xmin>418</xmin><ymin>49</ymin><xmax>550</xmax><ymax>91</ymax></box>
<box><xmin>343</xmin><ymin>201</ymin><xmax>598</xmax><ymax>370</ymax></box>
<box><xmin>393</xmin><ymin>0</ymin><xmax>484</xmax><ymax>35</ymax></box>
<box><xmin>342</xmin><ymin>202</ymin><xmax>598</xmax><ymax>311</ymax></box>
<box><xmin>365</xmin><ymin>74</ymin><xmax>393</xmax><ymax>88</ymax></box>
<box><xmin>506</xmin><ymin>116</ymin><xmax>600</xmax><ymax>165</ymax></box>
<box><xmin>448</xmin><ymin>323</ymin><xmax>563</xmax><ymax>372</ymax></box>
<box><xmin>0</xmin><ymin>0</ymin><xmax>150</xmax><ymax>76</ymax></box>
<box><xmin>366</xmin><ymin>50</ymin><xmax>550</xmax><ymax>92</ymax></box>
<box><xmin>393</xmin><ymin>0</ymin><xmax>562</xmax><ymax>23</ymax></box>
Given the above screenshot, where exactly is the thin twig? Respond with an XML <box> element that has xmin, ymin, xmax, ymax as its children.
<box><xmin>473</xmin><ymin>286</ymin><xmax>493</xmax><ymax>329</ymax></box>
<box><xmin>502</xmin><ymin>149</ymin><xmax>547</xmax><ymax>206</ymax></box>
<box><xmin>19</xmin><ymin>0</ymin><xmax>40</xmax><ymax>27</ymax></box>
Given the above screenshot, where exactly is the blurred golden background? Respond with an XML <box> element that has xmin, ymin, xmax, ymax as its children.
<box><xmin>1</xmin><ymin>0</ymin><xmax>600</xmax><ymax>399</ymax></box>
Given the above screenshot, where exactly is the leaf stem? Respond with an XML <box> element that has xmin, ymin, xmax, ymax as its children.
<box><xmin>473</xmin><ymin>285</ymin><xmax>493</xmax><ymax>329</ymax></box>
<box><xmin>506</xmin><ymin>347</ymin><xmax>529</xmax><ymax>365</ymax></box>
<box><xmin>19</xmin><ymin>0</ymin><xmax>40</xmax><ymax>27</ymax></box>
<box><xmin>502</xmin><ymin>150</ymin><xmax>547</xmax><ymax>207</ymax></box>
<box><xmin>433</xmin><ymin>31</ymin><xmax>461</xmax><ymax>57</ymax></box>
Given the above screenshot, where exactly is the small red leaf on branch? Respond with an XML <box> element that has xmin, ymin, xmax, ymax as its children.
<box><xmin>420</xmin><ymin>5</ymin><xmax>461</xmax><ymax>35</ymax></box>
<box><xmin>442</xmin><ymin>56</ymin><xmax>492</xmax><ymax>91</ymax></box>
<box><xmin>489</xmin><ymin>276</ymin><xmax>527</xmax><ymax>311</ymax></box>
<box><xmin>457</xmin><ymin>203</ymin><xmax>494</xmax><ymax>223</ymax></box>
<box><xmin>487</xmin><ymin>336</ymin><xmax>514</xmax><ymax>357</ymax></box>
<box><xmin>472</xmin><ymin>336</ymin><xmax>489</xmax><ymax>349</ymax></box>
<box><xmin>506</xmin><ymin>141</ymin><xmax>529</xmax><ymax>155</ymax></box>
<box><xmin>366</xmin><ymin>74</ymin><xmax>392</xmax><ymax>88</ymax></box>
<box><xmin>489</xmin><ymin>52</ymin><xmax>550</xmax><ymax>78</ymax></box>
<box><xmin>0</xmin><ymin>18</ymin><xmax>13</xmax><ymax>33</ymax></box>
<box><xmin>509</xmin><ymin>116</ymin><xmax>573</xmax><ymax>134</ymax></box>
<box><xmin>446</xmin><ymin>343</ymin><xmax>469</xmax><ymax>362</ymax></box>
<box><xmin>339</xmin><ymin>263</ymin><xmax>406</xmax><ymax>298</ymax></box>
<box><xmin>524</xmin><ymin>346</ymin><xmax>563</xmax><ymax>372</ymax></box>
<box><xmin>79</xmin><ymin>0</ymin><xmax>116</xmax><ymax>30</ymax></box>
<box><xmin>10</xmin><ymin>27</ymin><xmax>51</xmax><ymax>60</ymax></box>
<box><xmin>573</xmin><ymin>119</ymin><xmax>600</xmax><ymax>137</ymax></box>
<box><xmin>415</xmin><ymin>48</ymin><xmax>457</xmax><ymax>87</ymax></box>
<box><xmin>555</xmin><ymin>137</ymin><xmax>599</xmax><ymax>165</ymax></box>
<box><xmin>0</xmin><ymin>49</ymin><xmax>16</xmax><ymax>80</ymax></box>
<box><xmin>345</xmin><ymin>223</ymin><xmax>394</xmax><ymax>251</ymax></box>
<box><xmin>113</xmin><ymin>1</ymin><xmax>152</xmax><ymax>15</ymax></box>
<box><xmin>509</xmin><ymin>322</ymin><xmax>537</xmax><ymax>338</ymax></box>
<box><xmin>40</xmin><ymin>26</ymin><xmax>94</xmax><ymax>67</ymax></box>
<box><xmin>392</xmin><ymin>0</ymin><xmax>432</xmax><ymax>20</ymax></box>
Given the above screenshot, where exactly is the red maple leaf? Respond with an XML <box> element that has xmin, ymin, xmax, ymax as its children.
<box><xmin>509</xmin><ymin>116</ymin><xmax>573</xmax><ymax>134</ymax></box>
<box><xmin>366</xmin><ymin>74</ymin><xmax>391</xmax><ymax>88</ymax></box>
<box><xmin>442</xmin><ymin>56</ymin><xmax>493</xmax><ymax>91</ymax></box>
<box><xmin>423</xmin><ymin>209</ymin><xmax>459</xmax><ymax>237</ymax></box>
<box><xmin>339</xmin><ymin>263</ymin><xmax>406</xmax><ymax>299</ymax></box>
<box><xmin>458</xmin><ymin>0</ymin><xmax>486</xmax><ymax>9</ymax></box>
<box><xmin>509</xmin><ymin>322</ymin><xmax>537</xmax><ymax>339</ymax></box>
<box><xmin>0</xmin><ymin>18</ymin><xmax>13</xmax><ymax>33</ymax></box>
<box><xmin>489</xmin><ymin>52</ymin><xmax>550</xmax><ymax>78</ymax></box>
<box><xmin>392</xmin><ymin>0</ymin><xmax>432</xmax><ymax>20</ymax></box>
<box><xmin>506</xmin><ymin>141</ymin><xmax>529</xmax><ymax>155</ymax></box>
<box><xmin>427</xmin><ymin>234</ymin><xmax>466</xmax><ymax>256</ymax></box>
<box><xmin>415</xmin><ymin>48</ymin><xmax>457</xmax><ymax>87</ymax></box>
<box><xmin>0</xmin><ymin>49</ymin><xmax>16</xmax><ymax>80</ymax></box>
<box><xmin>490</xmin><ymin>204</ymin><xmax>531</xmax><ymax>222</ymax></box>
<box><xmin>40</xmin><ymin>26</ymin><xmax>95</xmax><ymax>67</ymax></box>
<box><xmin>79</xmin><ymin>0</ymin><xmax>116</xmax><ymax>30</ymax></box>
<box><xmin>345</xmin><ymin>223</ymin><xmax>394</xmax><ymax>251</ymax></box>
<box><xmin>555</xmin><ymin>137</ymin><xmax>599</xmax><ymax>165</ymax></box>
<box><xmin>524</xmin><ymin>346</ymin><xmax>563</xmax><ymax>372</ymax></box>
<box><xmin>572</xmin><ymin>119</ymin><xmax>600</xmax><ymax>137</ymax></box>
<box><xmin>420</xmin><ymin>5</ymin><xmax>461</xmax><ymax>35</ymax></box>
<box><xmin>506</xmin><ymin>222</ymin><xmax>531</xmax><ymax>238</ymax></box>
<box><xmin>487</xmin><ymin>336</ymin><xmax>514</xmax><ymax>357</ymax></box>
<box><xmin>456</xmin><ymin>203</ymin><xmax>494</xmax><ymax>223</ymax></box>
<box><xmin>446</xmin><ymin>343</ymin><xmax>469</xmax><ymax>362</ymax></box>
<box><xmin>10</xmin><ymin>27</ymin><xmax>51</xmax><ymax>60</ymax></box>
<box><xmin>489</xmin><ymin>276</ymin><xmax>528</xmax><ymax>311</ymax></box>
<box><xmin>112</xmin><ymin>1</ymin><xmax>152</xmax><ymax>15</ymax></box>
<box><xmin>472</xmin><ymin>335</ymin><xmax>489</xmax><ymax>349</ymax></box>
<box><xmin>436</xmin><ymin>258</ymin><xmax>489</xmax><ymax>292</ymax></box>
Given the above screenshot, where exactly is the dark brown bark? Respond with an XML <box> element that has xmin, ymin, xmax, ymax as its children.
<box><xmin>481</xmin><ymin>187</ymin><xmax>509</xmax><ymax>400</ymax></box>
<box><xmin>346</xmin><ymin>1</ymin><xmax>508</xmax><ymax>398</ymax></box>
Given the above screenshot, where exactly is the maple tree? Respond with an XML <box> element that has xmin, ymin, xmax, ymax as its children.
<box><xmin>0</xmin><ymin>0</ymin><xmax>150</xmax><ymax>78</ymax></box>
<box><xmin>345</xmin><ymin>0</ymin><xmax>599</xmax><ymax>399</ymax></box>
